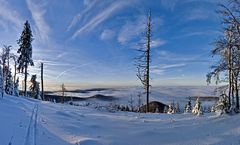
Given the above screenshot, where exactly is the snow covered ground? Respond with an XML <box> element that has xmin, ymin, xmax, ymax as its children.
<box><xmin>1</xmin><ymin>89</ymin><xmax>240</xmax><ymax>145</ymax></box>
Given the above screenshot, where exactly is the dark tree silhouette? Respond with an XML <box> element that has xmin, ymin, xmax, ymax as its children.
<box><xmin>17</xmin><ymin>21</ymin><xmax>34</xmax><ymax>97</ymax></box>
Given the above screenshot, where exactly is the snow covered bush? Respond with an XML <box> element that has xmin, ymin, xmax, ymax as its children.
<box><xmin>211</xmin><ymin>94</ymin><xmax>228</xmax><ymax>114</ymax></box>
<box><xmin>192</xmin><ymin>97</ymin><xmax>203</xmax><ymax>115</ymax></box>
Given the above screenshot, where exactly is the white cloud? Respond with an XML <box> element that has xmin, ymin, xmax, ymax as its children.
<box><xmin>118</xmin><ymin>15</ymin><xmax>146</xmax><ymax>45</ymax></box>
<box><xmin>158</xmin><ymin>50</ymin><xmax>168</xmax><ymax>57</ymax></box>
<box><xmin>172</xmin><ymin>30</ymin><xmax>221</xmax><ymax>39</ymax></box>
<box><xmin>186</xmin><ymin>8</ymin><xmax>212</xmax><ymax>21</ymax></box>
<box><xmin>156</xmin><ymin>50</ymin><xmax>212</xmax><ymax>65</ymax></box>
<box><xmin>100</xmin><ymin>29</ymin><xmax>115</xmax><ymax>40</ymax></box>
<box><xmin>151</xmin><ymin>63</ymin><xmax>186</xmax><ymax>75</ymax></box>
<box><xmin>26</xmin><ymin>0</ymin><xmax>50</xmax><ymax>42</ymax></box>
<box><xmin>151</xmin><ymin>39</ymin><xmax>166</xmax><ymax>48</ymax></box>
<box><xmin>160</xmin><ymin>0</ymin><xmax>179</xmax><ymax>11</ymax></box>
<box><xmin>71</xmin><ymin>1</ymin><xmax>130</xmax><ymax>39</ymax></box>
<box><xmin>118</xmin><ymin>15</ymin><xmax>164</xmax><ymax>47</ymax></box>
<box><xmin>83</xmin><ymin>0</ymin><xmax>92</xmax><ymax>6</ymax></box>
<box><xmin>161</xmin><ymin>63</ymin><xmax>186</xmax><ymax>69</ymax></box>
<box><xmin>0</xmin><ymin>0</ymin><xmax>23</xmax><ymax>30</ymax></box>
<box><xmin>67</xmin><ymin>0</ymin><xmax>99</xmax><ymax>31</ymax></box>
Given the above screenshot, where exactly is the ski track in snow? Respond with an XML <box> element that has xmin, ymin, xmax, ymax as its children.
<box><xmin>24</xmin><ymin>103</ymin><xmax>38</xmax><ymax>145</ymax></box>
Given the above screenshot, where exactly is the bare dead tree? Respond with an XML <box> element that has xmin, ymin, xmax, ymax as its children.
<box><xmin>136</xmin><ymin>11</ymin><xmax>152</xmax><ymax>113</ymax></box>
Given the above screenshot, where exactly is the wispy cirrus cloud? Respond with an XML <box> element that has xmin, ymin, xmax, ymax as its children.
<box><xmin>71</xmin><ymin>1</ymin><xmax>132</xmax><ymax>39</ymax></box>
<box><xmin>185</xmin><ymin>8</ymin><xmax>214</xmax><ymax>21</ymax></box>
<box><xmin>100</xmin><ymin>29</ymin><xmax>115</xmax><ymax>40</ymax></box>
<box><xmin>67</xmin><ymin>0</ymin><xmax>99</xmax><ymax>31</ymax></box>
<box><xmin>159</xmin><ymin>0</ymin><xmax>179</xmax><ymax>11</ymax></box>
<box><xmin>151</xmin><ymin>63</ymin><xmax>186</xmax><ymax>75</ymax></box>
<box><xmin>156</xmin><ymin>50</ymin><xmax>212</xmax><ymax>64</ymax></box>
<box><xmin>26</xmin><ymin>0</ymin><xmax>50</xmax><ymax>42</ymax></box>
<box><xmin>118</xmin><ymin>14</ymin><xmax>164</xmax><ymax>47</ymax></box>
<box><xmin>0</xmin><ymin>0</ymin><xmax>23</xmax><ymax>30</ymax></box>
<box><xmin>172</xmin><ymin>30</ymin><xmax>221</xmax><ymax>39</ymax></box>
<box><xmin>56</xmin><ymin>61</ymin><xmax>97</xmax><ymax>80</ymax></box>
<box><xmin>117</xmin><ymin>15</ymin><xmax>146</xmax><ymax>45</ymax></box>
<box><xmin>151</xmin><ymin>39</ymin><xmax>166</xmax><ymax>48</ymax></box>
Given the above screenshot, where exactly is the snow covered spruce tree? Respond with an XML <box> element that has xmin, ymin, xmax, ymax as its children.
<box><xmin>212</xmin><ymin>94</ymin><xmax>228</xmax><ymax>114</ymax></box>
<box><xmin>5</xmin><ymin>70</ymin><xmax>14</xmax><ymax>95</ymax></box>
<box><xmin>29</xmin><ymin>75</ymin><xmax>40</xmax><ymax>99</ymax></box>
<box><xmin>167</xmin><ymin>101</ymin><xmax>176</xmax><ymax>114</ymax></box>
<box><xmin>184</xmin><ymin>97</ymin><xmax>192</xmax><ymax>113</ymax></box>
<box><xmin>207</xmin><ymin>0</ymin><xmax>240</xmax><ymax>112</ymax></box>
<box><xmin>192</xmin><ymin>97</ymin><xmax>203</xmax><ymax>115</ymax></box>
<box><xmin>17</xmin><ymin>21</ymin><xmax>34</xmax><ymax>97</ymax></box>
<box><xmin>136</xmin><ymin>11</ymin><xmax>152</xmax><ymax>113</ymax></box>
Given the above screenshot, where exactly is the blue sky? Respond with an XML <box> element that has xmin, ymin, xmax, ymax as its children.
<box><xmin>0</xmin><ymin>0</ymin><xmax>225</xmax><ymax>90</ymax></box>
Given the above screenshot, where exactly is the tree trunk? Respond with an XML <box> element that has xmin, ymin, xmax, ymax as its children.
<box><xmin>231</xmin><ymin>72</ymin><xmax>234</xmax><ymax>107</ymax></box>
<box><xmin>235</xmin><ymin>77</ymin><xmax>239</xmax><ymax>110</ymax></box>
<box><xmin>1</xmin><ymin>68</ymin><xmax>3</xmax><ymax>98</ymax></box>
<box><xmin>41</xmin><ymin>63</ymin><xmax>44</xmax><ymax>100</ymax></box>
<box><xmin>24</xmin><ymin>64</ymin><xmax>28</xmax><ymax>97</ymax></box>
<box><xmin>228</xmin><ymin>46</ymin><xmax>232</xmax><ymax>109</ymax></box>
<box><xmin>62</xmin><ymin>91</ymin><xmax>64</xmax><ymax>103</ymax></box>
<box><xmin>14</xmin><ymin>61</ymin><xmax>16</xmax><ymax>84</ymax></box>
<box><xmin>145</xmin><ymin>11</ymin><xmax>151</xmax><ymax>113</ymax></box>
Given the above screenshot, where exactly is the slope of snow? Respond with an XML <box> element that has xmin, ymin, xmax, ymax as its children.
<box><xmin>0</xmin><ymin>93</ymin><xmax>240</xmax><ymax>145</ymax></box>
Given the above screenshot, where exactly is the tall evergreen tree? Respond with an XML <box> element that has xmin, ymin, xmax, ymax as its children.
<box><xmin>17</xmin><ymin>21</ymin><xmax>34</xmax><ymax>97</ymax></box>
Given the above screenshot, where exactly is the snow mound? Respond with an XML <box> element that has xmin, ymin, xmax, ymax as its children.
<box><xmin>77</xmin><ymin>139</ymin><xmax>103</xmax><ymax>145</ymax></box>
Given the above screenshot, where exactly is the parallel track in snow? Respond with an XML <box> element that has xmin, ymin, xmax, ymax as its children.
<box><xmin>24</xmin><ymin>104</ymin><xmax>38</xmax><ymax>145</ymax></box>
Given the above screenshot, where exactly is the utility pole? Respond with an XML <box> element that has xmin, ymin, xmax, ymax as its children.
<box><xmin>41</xmin><ymin>62</ymin><xmax>44</xmax><ymax>100</ymax></box>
